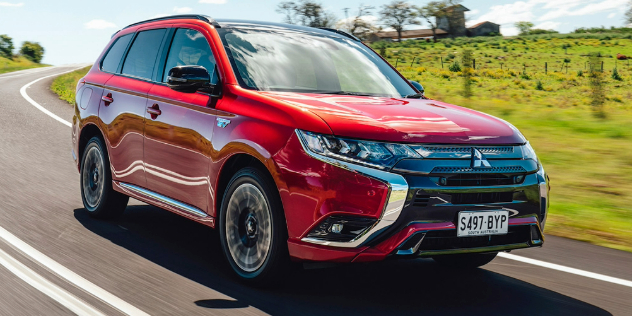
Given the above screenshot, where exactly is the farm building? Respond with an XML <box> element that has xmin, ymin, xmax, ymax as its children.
<box><xmin>372</xmin><ymin>5</ymin><xmax>500</xmax><ymax>41</ymax></box>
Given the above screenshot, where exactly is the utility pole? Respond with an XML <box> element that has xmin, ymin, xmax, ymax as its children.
<box><xmin>343</xmin><ymin>8</ymin><xmax>349</xmax><ymax>20</ymax></box>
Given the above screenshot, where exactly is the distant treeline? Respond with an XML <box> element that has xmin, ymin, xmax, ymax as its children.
<box><xmin>0</xmin><ymin>34</ymin><xmax>45</xmax><ymax>63</ymax></box>
<box><xmin>573</xmin><ymin>27</ymin><xmax>632</xmax><ymax>34</ymax></box>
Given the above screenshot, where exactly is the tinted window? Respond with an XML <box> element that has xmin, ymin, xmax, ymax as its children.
<box><xmin>163</xmin><ymin>29</ymin><xmax>216</xmax><ymax>82</ymax></box>
<box><xmin>101</xmin><ymin>34</ymin><xmax>132</xmax><ymax>73</ymax></box>
<box><xmin>122</xmin><ymin>29</ymin><xmax>167</xmax><ymax>80</ymax></box>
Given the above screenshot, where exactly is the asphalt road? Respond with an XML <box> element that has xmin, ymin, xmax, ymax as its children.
<box><xmin>0</xmin><ymin>65</ymin><xmax>630</xmax><ymax>316</ymax></box>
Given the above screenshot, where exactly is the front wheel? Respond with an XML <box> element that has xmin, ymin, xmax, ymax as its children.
<box><xmin>80</xmin><ymin>136</ymin><xmax>128</xmax><ymax>219</ymax></box>
<box><xmin>219</xmin><ymin>167</ymin><xmax>288</xmax><ymax>285</ymax></box>
<box><xmin>432</xmin><ymin>252</ymin><xmax>498</xmax><ymax>269</ymax></box>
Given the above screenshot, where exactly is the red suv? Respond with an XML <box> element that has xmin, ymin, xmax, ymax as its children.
<box><xmin>72</xmin><ymin>15</ymin><xmax>549</xmax><ymax>284</ymax></box>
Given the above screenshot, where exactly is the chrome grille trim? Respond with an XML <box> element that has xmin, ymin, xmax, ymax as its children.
<box><xmin>430</xmin><ymin>166</ymin><xmax>527</xmax><ymax>174</ymax></box>
<box><xmin>410</xmin><ymin>145</ymin><xmax>523</xmax><ymax>159</ymax></box>
<box><xmin>416</xmin><ymin>146</ymin><xmax>514</xmax><ymax>153</ymax></box>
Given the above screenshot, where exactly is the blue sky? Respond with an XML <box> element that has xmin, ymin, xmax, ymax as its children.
<box><xmin>0</xmin><ymin>0</ymin><xmax>629</xmax><ymax>65</ymax></box>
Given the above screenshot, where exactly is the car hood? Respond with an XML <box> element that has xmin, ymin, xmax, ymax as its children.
<box><xmin>260</xmin><ymin>92</ymin><xmax>526</xmax><ymax>144</ymax></box>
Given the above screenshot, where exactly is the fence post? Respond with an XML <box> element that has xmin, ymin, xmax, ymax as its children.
<box><xmin>441</xmin><ymin>57</ymin><xmax>444</xmax><ymax>69</ymax></box>
<box><xmin>500</xmin><ymin>63</ymin><xmax>504</xmax><ymax>70</ymax></box>
<box><xmin>395</xmin><ymin>58</ymin><xmax>399</xmax><ymax>68</ymax></box>
<box><xmin>410</xmin><ymin>57</ymin><xmax>416</xmax><ymax>68</ymax></box>
<box><xmin>545</xmin><ymin>62</ymin><xmax>548</xmax><ymax>74</ymax></box>
<box><xmin>473</xmin><ymin>59</ymin><xmax>476</xmax><ymax>70</ymax></box>
<box><xmin>601</xmin><ymin>61</ymin><xmax>604</xmax><ymax>72</ymax></box>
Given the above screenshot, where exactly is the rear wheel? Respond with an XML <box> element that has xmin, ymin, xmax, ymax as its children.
<box><xmin>80</xmin><ymin>136</ymin><xmax>128</xmax><ymax>219</ymax></box>
<box><xmin>219</xmin><ymin>167</ymin><xmax>288</xmax><ymax>285</ymax></box>
<box><xmin>432</xmin><ymin>252</ymin><xmax>498</xmax><ymax>268</ymax></box>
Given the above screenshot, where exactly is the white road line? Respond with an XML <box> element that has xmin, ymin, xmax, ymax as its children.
<box><xmin>498</xmin><ymin>252</ymin><xmax>632</xmax><ymax>288</ymax></box>
<box><xmin>0</xmin><ymin>226</ymin><xmax>150</xmax><ymax>316</ymax></box>
<box><xmin>19</xmin><ymin>67</ymin><xmax>80</xmax><ymax>127</ymax></box>
<box><xmin>0</xmin><ymin>247</ymin><xmax>105</xmax><ymax>316</ymax></box>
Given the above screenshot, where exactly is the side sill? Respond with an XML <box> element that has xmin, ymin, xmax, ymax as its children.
<box><xmin>113</xmin><ymin>181</ymin><xmax>215</xmax><ymax>227</ymax></box>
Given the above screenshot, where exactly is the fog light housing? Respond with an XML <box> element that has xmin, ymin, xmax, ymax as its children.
<box><xmin>514</xmin><ymin>175</ymin><xmax>525</xmax><ymax>184</ymax></box>
<box><xmin>306</xmin><ymin>216</ymin><xmax>377</xmax><ymax>242</ymax></box>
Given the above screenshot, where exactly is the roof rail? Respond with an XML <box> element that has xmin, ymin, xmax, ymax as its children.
<box><xmin>122</xmin><ymin>14</ymin><xmax>221</xmax><ymax>30</ymax></box>
<box><xmin>318</xmin><ymin>28</ymin><xmax>360</xmax><ymax>41</ymax></box>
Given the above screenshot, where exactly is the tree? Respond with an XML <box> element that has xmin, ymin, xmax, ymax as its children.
<box><xmin>276</xmin><ymin>0</ymin><xmax>337</xmax><ymax>28</ymax></box>
<box><xmin>19</xmin><ymin>41</ymin><xmax>44</xmax><ymax>63</ymax></box>
<box><xmin>337</xmin><ymin>4</ymin><xmax>378</xmax><ymax>40</ymax></box>
<box><xmin>417</xmin><ymin>1</ymin><xmax>451</xmax><ymax>41</ymax></box>
<box><xmin>515</xmin><ymin>21</ymin><xmax>535</xmax><ymax>35</ymax></box>
<box><xmin>626</xmin><ymin>1</ymin><xmax>632</xmax><ymax>25</ymax></box>
<box><xmin>0</xmin><ymin>34</ymin><xmax>14</xmax><ymax>59</ymax></box>
<box><xmin>379</xmin><ymin>0</ymin><xmax>420</xmax><ymax>42</ymax></box>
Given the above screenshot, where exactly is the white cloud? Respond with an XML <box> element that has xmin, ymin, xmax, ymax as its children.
<box><xmin>607</xmin><ymin>12</ymin><xmax>617</xmax><ymax>18</ymax></box>
<box><xmin>199</xmin><ymin>0</ymin><xmax>226</xmax><ymax>3</ymax></box>
<box><xmin>0</xmin><ymin>2</ymin><xmax>23</xmax><ymax>6</ymax></box>
<box><xmin>84</xmin><ymin>19</ymin><xmax>117</xmax><ymax>30</ymax></box>
<box><xmin>151</xmin><ymin>13</ymin><xmax>169</xmax><ymax>18</ymax></box>
<box><xmin>534</xmin><ymin>21</ymin><xmax>562</xmax><ymax>30</ymax></box>
<box><xmin>173</xmin><ymin>6</ymin><xmax>192</xmax><ymax>13</ymax></box>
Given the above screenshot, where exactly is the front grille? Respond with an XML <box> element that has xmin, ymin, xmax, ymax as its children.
<box><xmin>441</xmin><ymin>173</ymin><xmax>522</xmax><ymax>186</ymax></box>
<box><xmin>417</xmin><ymin>146</ymin><xmax>514</xmax><ymax>154</ymax></box>
<box><xmin>450</xmin><ymin>192</ymin><xmax>513</xmax><ymax>204</ymax></box>
<box><xmin>431</xmin><ymin>166</ymin><xmax>526</xmax><ymax>174</ymax></box>
<box><xmin>418</xmin><ymin>225</ymin><xmax>532</xmax><ymax>251</ymax></box>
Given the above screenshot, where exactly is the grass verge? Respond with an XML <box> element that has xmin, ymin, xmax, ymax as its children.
<box><xmin>0</xmin><ymin>56</ymin><xmax>48</xmax><ymax>74</ymax></box>
<box><xmin>50</xmin><ymin>66</ymin><xmax>91</xmax><ymax>104</ymax></box>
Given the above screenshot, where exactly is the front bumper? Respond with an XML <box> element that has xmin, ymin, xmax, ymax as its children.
<box><xmin>281</xmin><ymin>133</ymin><xmax>548</xmax><ymax>262</ymax></box>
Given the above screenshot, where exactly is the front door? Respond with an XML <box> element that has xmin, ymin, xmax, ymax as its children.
<box><xmin>143</xmin><ymin>27</ymin><xmax>220</xmax><ymax>213</ymax></box>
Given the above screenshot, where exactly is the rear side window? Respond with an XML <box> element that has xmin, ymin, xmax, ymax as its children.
<box><xmin>122</xmin><ymin>29</ymin><xmax>167</xmax><ymax>80</ymax></box>
<box><xmin>101</xmin><ymin>34</ymin><xmax>133</xmax><ymax>73</ymax></box>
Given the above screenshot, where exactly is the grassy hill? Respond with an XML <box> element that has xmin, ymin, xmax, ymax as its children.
<box><xmin>0</xmin><ymin>56</ymin><xmax>48</xmax><ymax>74</ymax></box>
<box><xmin>372</xmin><ymin>33</ymin><xmax>632</xmax><ymax>251</ymax></box>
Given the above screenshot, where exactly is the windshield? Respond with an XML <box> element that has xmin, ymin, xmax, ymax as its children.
<box><xmin>217</xmin><ymin>28</ymin><xmax>416</xmax><ymax>97</ymax></box>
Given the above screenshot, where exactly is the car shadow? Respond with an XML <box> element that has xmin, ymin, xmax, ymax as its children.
<box><xmin>74</xmin><ymin>205</ymin><xmax>611</xmax><ymax>316</ymax></box>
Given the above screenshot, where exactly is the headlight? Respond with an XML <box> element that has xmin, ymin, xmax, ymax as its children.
<box><xmin>297</xmin><ymin>130</ymin><xmax>420</xmax><ymax>169</ymax></box>
<box><xmin>521</xmin><ymin>142</ymin><xmax>539</xmax><ymax>163</ymax></box>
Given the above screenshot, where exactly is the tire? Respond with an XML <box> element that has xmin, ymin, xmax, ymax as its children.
<box><xmin>219</xmin><ymin>167</ymin><xmax>289</xmax><ymax>285</ymax></box>
<box><xmin>432</xmin><ymin>252</ymin><xmax>498</xmax><ymax>269</ymax></box>
<box><xmin>80</xmin><ymin>136</ymin><xmax>128</xmax><ymax>219</ymax></box>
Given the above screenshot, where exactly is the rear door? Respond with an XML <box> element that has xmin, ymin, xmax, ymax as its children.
<box><xmin>143</xmin><ymin>26</ymin><xmax>221</xmax><ymax>213</ymax></box>
<box><xmin>99</xmin><ymin>27</ymin><xmax>168</xmax><ymax>187</ymax></box>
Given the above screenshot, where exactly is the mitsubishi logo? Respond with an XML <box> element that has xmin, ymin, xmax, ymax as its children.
<box><xmin>471</xmin><ymin>148</ymin><xmax>492</xmax><ymax>169</ymax></box>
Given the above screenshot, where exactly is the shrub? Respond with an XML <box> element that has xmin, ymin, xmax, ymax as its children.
<box><xmin>521</xmin><ymin>72</ymin><xmax>531</xmax><ymax>80</ymax></box>
<box><xmin>612</xmin><ymin>68</ymin><xmax>623</xmax><ymax>81</ymax></box>
<box><xmin>449</xmin><ymin>61</ymin><xmax>462</xmax><ymax>72</ymax></box>
<box><xmin>577</xmin><ymin>70</ymin><xmax>583</xmax><ymax>77</ymax></box>
<box><xmin>536</xmin><ymin>80</ymin><xmax>544</xmax><ymax>90</ymax></box>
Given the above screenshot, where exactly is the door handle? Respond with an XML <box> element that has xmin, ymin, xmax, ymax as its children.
<box><xmin>147</xmin><ymin>104</ymin><xmax>161</xmax><ymax>119</ymax></box>
<box><xmin>101</xmin><ymin>93</ymin><xmax>113</xmax><ymax>105</ymax></box>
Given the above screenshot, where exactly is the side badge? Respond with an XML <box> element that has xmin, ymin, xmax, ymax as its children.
<box><xmin>217</xmin><ymin>118</ymin><xmax>231</xmax><ymax>128</ymax></box>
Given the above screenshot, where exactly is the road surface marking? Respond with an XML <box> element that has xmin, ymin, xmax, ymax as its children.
<box><xmin>19</xmin><ymin>67</ymin><xmax>82</xmax><ymax>127</ymax></box>
<box><xmin>498</xmin><ymin>252</ymin><xmax>632</xmax><ymax>288</ymax></box>
<box><xmin>0</xmin><ymin>247</ymin><xmax>105</xmax><ymax>316</ymax></box>
<box><xmin>0</xmin><ymin>226</ymin><xmax>150</xmax><ymax>316</ymax></box>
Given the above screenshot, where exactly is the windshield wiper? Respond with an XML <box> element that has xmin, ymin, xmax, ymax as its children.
<box><xmin>404</xmin><ymin>93</ymin><xmax>424</xmax><ymax>99</ymax></box>
<box><xmin>324</xmin><ymin>91</ymin><xmax>379</xmax><ymax>97</ymax></box>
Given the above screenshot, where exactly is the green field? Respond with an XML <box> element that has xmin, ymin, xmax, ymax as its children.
<box><xmin>375</xmin><ymin>33</ymin><xmax>632</xmax><ymax>251</ymax></box>
<box><xmin>0</xmin><ymin>56</ymin><xmax>48</xmax><ymax>74</ymax></box>
<box><xmin>52</xmin><ymin>33</ymin><xmax>632</xmax><ymax>252</ymax></box>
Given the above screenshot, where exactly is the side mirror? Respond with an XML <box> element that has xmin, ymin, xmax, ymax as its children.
<box><xmin>167</xmin><ymin>65</ymin><xmax>220</xmax><ymax>97</ymax></box>
<box><xmin>409</xmin><ymin>80</ymin><xmax>424</xmax><ymax>95</ymax></box>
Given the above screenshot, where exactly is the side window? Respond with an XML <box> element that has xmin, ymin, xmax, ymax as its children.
<box><xmin>100</xmin><ymin>34</ymin><xmax>133</xmax><ymax>73</ymax></box>
<box><xmin>163</xmin><ymin>28</ymin><xmax>216</xmax><ymax>82</ymax></box>
<box><xmin>121</xmin><ymin>29</ymin><xmax>167</xmax><ymax>80</ymax></box>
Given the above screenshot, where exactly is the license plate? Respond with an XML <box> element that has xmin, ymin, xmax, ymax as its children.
<box><xmin>458</xmin><ymin>211</ymin><xmax>509</xmax><ymax>237</ymax></box>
